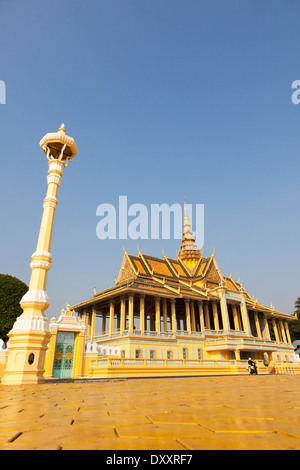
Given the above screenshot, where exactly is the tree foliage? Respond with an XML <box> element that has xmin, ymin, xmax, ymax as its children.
<box><xmin>0</xmin><ymin>274</ymin><xmax>28</xmax><ymax>343</ymax></box>
<box><xmin>289</xmin><ymin>296</ymin><xmax>300</xmax><ymax>343</ymax></box>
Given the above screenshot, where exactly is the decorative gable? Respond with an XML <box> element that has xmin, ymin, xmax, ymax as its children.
<box><xmin>116</xmin><ymin>254</ymin><xmax>137</xmax><ymax>284</ymax></box>
<box><xmin>204</xmin><ymin>258</ymin><xmax>222</xmax><ymax>286</ymax></box>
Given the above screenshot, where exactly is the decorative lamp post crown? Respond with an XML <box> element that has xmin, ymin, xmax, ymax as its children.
<box><xmin>39</xmin><ymin>123</ymin><xmax>78</xmax><ymax>163</ymax></box>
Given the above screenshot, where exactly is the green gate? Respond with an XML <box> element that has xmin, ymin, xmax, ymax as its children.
<box><xmin>53</xmin><ymin>331</ymin><xmax>76</xmax><ymax>379</ymax></box>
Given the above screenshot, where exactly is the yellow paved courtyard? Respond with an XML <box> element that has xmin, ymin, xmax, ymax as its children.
<box><xmin>0</xmin><ymin>375</ymin><xmax>300</xmax><ymax>450</ymax></box>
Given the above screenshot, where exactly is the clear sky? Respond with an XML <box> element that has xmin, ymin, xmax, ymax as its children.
<box><xmin>0</xmin><ymin>0</ymin><xmax>299</xmax><ymax>321</ymax></box>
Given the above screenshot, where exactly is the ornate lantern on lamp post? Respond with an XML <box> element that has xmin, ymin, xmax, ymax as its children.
<box><xmin>2</xmin><ymin>124</ymin><xmax>78</xmax><ymax>385</ymax></box>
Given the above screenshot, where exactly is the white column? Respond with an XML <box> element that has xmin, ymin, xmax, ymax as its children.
<box><xmin>120</xmin><ymin>297</ymin><xmax>125</xmax><ymax>333</ymax></box>
<box><xmin>198</xmin><ymin>301</ymin><xmax>205</xmax><ymax>331</ymax></box>
<box><xmin>109</xmin><ymin>301</ymin><xmax>114</xmax><ymax>336</ymax></box>
<box><xmin>220</xmin><ymin>292</ymin><xmax>230</xmax><ymax>331</ymax></box>
<box><xmin>212</xmin><ymin>302</ymin><xmax>219</xmax><ymax>331</ymax></box>
<box><xmin>155</xmin><ymin>297</ymin><xmax>161</xmax><ymax>335</ymax></box>
<box><xmin>128</xmin><ymin>294</ymin><xmax>134</xmax><ymax>333</ymax></box>
<box><xmin>240</xmin><ymin>295</ymin><xmax>251</xmax><ymax>335</ymax></box>
<box><xmin>254</xmin><ymin>311</ymin><xmax>262</xmax><ymax>338</ymax></box>
<box><xmin>171</xmin><ymin>299</ymin><xmax>176</xmax><ymax>333</ymax></box>
<box><xmin>185</xmin><ymin>299</ymin><xmax>191</xmax><ymax>334</ymax></box>
<box><xmin>91</xmin><ymin>308</ymin><xmax>97</xmax><ymax>340</ymax></box>
<box><xmin>140</xmin><ymin>295</ymin><xmax>145</xmax><ymax>334</ymax></box>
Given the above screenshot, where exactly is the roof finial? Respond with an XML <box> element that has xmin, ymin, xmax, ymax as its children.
<box><xmin>178</xmin><ymin>200</ymin><xmax>201</xmax><ymax>265</ymax></box>
<box><xmin>59</xmin><ymin>123</ymin><xmax>66</xmax><ymax>133</ymax></box>
<box><xmin>183</xmin><ymin>201</ymin><xmax>193</xmax><ymax>239</ymax></box>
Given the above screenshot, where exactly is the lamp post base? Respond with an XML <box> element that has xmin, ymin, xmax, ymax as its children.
<box><xmin>1</xmin><ymin>312</ymin><xmax>51</xmax><ymax>386</ymax></box>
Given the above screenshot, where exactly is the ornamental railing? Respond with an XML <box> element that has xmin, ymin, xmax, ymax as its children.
<box><xmin>91</xmin><ymin>329</ymin><xmax>252</xmax><ymax>342</ymax></box>
<box><xmin>88</xmin><ymin>358</ymin><xmax>299</xmax><ymax>374</ymax></box>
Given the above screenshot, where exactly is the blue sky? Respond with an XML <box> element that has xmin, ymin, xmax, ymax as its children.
<box><xmin>0</xmin><ymin>0</ymin><xmax>299</xmax><ymax>320</ymax></box>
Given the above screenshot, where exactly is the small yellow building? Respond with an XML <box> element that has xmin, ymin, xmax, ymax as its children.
<box><xmin>44</xmin><ymin>305</ymin><xmax>86</xmax><ymax>380</ymax></box>
<box><xmin>44</xmin><ymin>206</ymin><xmax>298</xmax><ymax>379</ymax></box>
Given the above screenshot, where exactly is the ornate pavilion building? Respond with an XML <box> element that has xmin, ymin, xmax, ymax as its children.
<box><xmin>46</xmin><ymin>205</ymin><xmax>296</xmax><ymax>380</ymax></box>
<box><xmin>41</xmin><ymin>205</ymin><xmax>298</xmax><ymax>379</ymax></box>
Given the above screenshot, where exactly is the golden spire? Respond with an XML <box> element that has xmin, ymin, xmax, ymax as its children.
<box><xmin>178</xmin><ymin>201</ymin><xmax>201</xmax><ymax>268</ymax></box>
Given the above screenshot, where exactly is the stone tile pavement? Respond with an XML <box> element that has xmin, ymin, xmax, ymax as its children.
<box><xmin>0</xmin><ymin>375</ymin><xmax>300</xmax><ymax>450</ymax></box>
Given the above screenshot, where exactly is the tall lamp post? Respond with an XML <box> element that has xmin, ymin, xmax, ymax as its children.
<box><xmin>2</xmin><ymin>124</ymin><xmax>78</xmax><ymax>385</ymax></box>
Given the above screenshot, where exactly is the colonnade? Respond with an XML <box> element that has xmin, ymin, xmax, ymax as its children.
<box><xmin>245</xmin><ymin>310</ymin><xmax>292</xmax><ymax>345</ymax></box>
<box><xmin>77</xmin><ymin>294</ymin><xmax>292</xmax><ymax>345</ymax></box>
<box><xmin>271</xmin><ymin>317</ymin><xmax>292</xmax><ymax>345</ymax></box>
<box><xmin>79</xmin><ymin>294</ymin><xmax>256</xmax><ymax>338</ymax></box>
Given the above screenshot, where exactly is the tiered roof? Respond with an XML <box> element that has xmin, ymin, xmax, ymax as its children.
<box><xmin>72</xmin><ymin>204</ymin><xmax>296</xmax><ymax>322</ymax></box>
